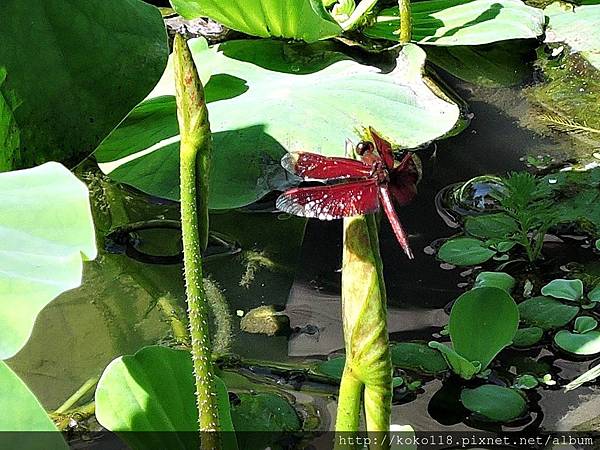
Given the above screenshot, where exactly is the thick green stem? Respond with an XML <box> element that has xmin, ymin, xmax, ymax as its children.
<box><xmin>335</xmin><ymin>213</ymin><xmax>392</xmax><ymax>448</ymax></box>
<box><xmin>336</xmin><ymin>367</ymin><xmax>363</xmax><ymax>433</ymax></box>
<box><xmin>174</xmin><ymin>34</ymin><xmax>220</xmax><ymax>449</ymax></box>
<box><xmin>340</xmin><ymin>0</ymin><xmax>379</xmax><ymax>31</ymax></box>
<box><xmin>398</xmin><ymin>0</ymin><xmax>412</xmax><ymax>44</ymax></box>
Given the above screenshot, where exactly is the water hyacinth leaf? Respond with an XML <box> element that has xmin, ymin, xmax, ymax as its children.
<box><xmin>363</xmin><ymin>0</ymin><xmax>545</xmax><ymax>46</ymax></box>
<box><xmin>514</xmin><ymin>374</ymin><xmax>538</xmax><ymax>390</ymax></box>
<box><xmin>449</xmin><ymin>287</ymin><xmax>519</xmax><ymax>370</ymax></box>
<box><xmin>473</xmin><ymin>271</ymin><xmax>516</xmax><ymax>293</ymax></box>
<box><xmin>0</xmin><ymin>362</ymin><xmax>67</xmax><ymax>449</ymax></box>
<box><xmin>0</xmin><ymin>0</ymin><xmax>168</xmax><ymax>170</ymax></box>
<box><xmin>0</xmin><ymin>163</ymin><xmax>96</xmax><ymax>360</ymax></box>
<box><xmin>588</xmin><ymin>284</ymin><xmax>600</xmax><ymax>303</ymax></box>
<box><xmin>541</xmin><ymin>279</ymin><xmax>584</xmax><ymax>302</ymax></box>
<box><xmin>512</xmin><ymin>327</ymin><xmax>543</xmax><ymax>348</ymax></box>
<box><xmin>544</xmin><ymin>3</ymin><xmax>600</xmax><ymax>70</ymax></box>
<box><xmin>461</xmin><ymin>385</ymin><xmax>526</xmax><ymax>422</ymax></box>
<box><xmin>96</xmin><ymin>39</ymin><xmax>461</xmax><ymax>209</ymax></box>
<box><xmin>315</xmin><ymin>356</ymin><xmax>345</xmax><ymax>381</ymax></box>
<box><xmin>575</xmin><ymin>316</ymin><xmax>598</xmax><ymax>334</ymax></box>
<box><xmin>170</xmin><ymin>0</ymin><xmax>341</xmax><ymax>43</ymax></box>
<box><xmin>95</xmin><ymin>346</ymin><xmax>237</xmax><ymax>450</ymax></box>
<box><xmin>464</xmin><ymin>213</ymin><xmax>518</xmax><ymax>240</ymax></box>
<box><xmin>554</xmin><ymin>330</ymin><xmax>600</xmax><ymax>356</ymax></box>
<box><xmin>437</xmin><ymin>238</ymin><xmax>496</xmax><ymax>266</ymax></box>
<box><xmin>390</xmin><ymin>342</ymin><xmax>448</xmax><ymax>375</ymax></box>
<box><xmin>428</xmin><ymin>341</ymin><xmax>480</xmax><ymax>379</ymax></box>
<box><xmin>519</xmin><ymin>297</ymin><xmax>579</xmax><ymax>331</ymax></box>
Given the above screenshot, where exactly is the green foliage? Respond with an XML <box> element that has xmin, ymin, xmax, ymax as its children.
<box><xmin>0</xmin><ymin>0</ymin><xmax>168</xmax><ymax>170</ymax></box>
<box><xmin>390</xmin><ymin>342</ymin><xmax>449</xmax><ymax>375</ymax></box>
<box><xmin>512</xmin><ymin>327</ymin><xmax>544</xmax><ymax>348</ymax></box>
<box><xmin>554</xmin><ymin>330</ymin><xmax>600</xmax><ymax>356</ymax></box>
<box><xmin>518</xmin><ymin>296</ymin><xmax>580</xmax><ymax>330</ymax></box>
<box><xmin>95</xmin><ymin>346</ymin><xmax>238</xmax><ymax>450</ymax></box>
<box><xmin>0</xmin><ymin>163</ymin><xmax>97</xmax><ymax>360</ymax></box>
<box><xmin>315</xmin><ymin>356</ymin><xmax>345</xmax><ymax>380</ymax></box>
<box><xmin>170</xmin><ymin>0</ymin><xmax>342</xmax><ymax>42</ymax></box>
<box><xmin>363</xmin><ymin>0</ymin><xmax>545</xmax><ymax>45</ymax></box>
<box><xmin>97</xmin><ymin>39</ymin><xmax>460</xmax><ymax>209</ymax></box>
<box><xmin>429</xmin><ymin>287</ymin><xmax>519</xmax><ymax>379</ymax></box>
<box><xmin>437</xmin><ymin>237</ymin><xmax>496</xmax><ymax>266</ymax></box>
<box><xmin>541</xmin><ymin>279</ymin><xmax>584</xmax><ymax>302</ymax></box>
<box><xmin>428</xmin><ymin>342</ymin><xmax>481</xmax><ymax>379</ymax></box>
<box><xmin>461</xmin><ymin>385</ymin><xmax>526</xmax><ymax>422</ymax></box>
<box><xmin>473</xmin><ymin>271</ymin><xmax>516</xmax><ymax>293</ymax></box>
<box><xmin>574</xmin><ymin>316</ymin><xmax>598</xmax><ymax>334</ymax></box>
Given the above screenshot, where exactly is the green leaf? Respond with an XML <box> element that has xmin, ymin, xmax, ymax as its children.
<box><xmin>541</xmin><ymin>279</ymin><xmax>584</xmax><ymax>302</ymax></box>
<box><xmin>0</xmin><ymin>361</ymin><xmax>67</xmax><ymax>449</ymax></box>
<box><xmin>364</xmin><ymin>0</ymin><xmax>545</xmax><ymax>46</ymax></box>
<box><xmin>545</xmin><ymin>3</ymin><xmax>600</xmax><ymax>70</ymax></box>
<box><xmin>0</xmin><ymin>0</ymin><xmax>167</xmax><ymax>170</ymax></box>
<box><xmin>96</xmin><ymin>39</ymin><xmax>461</xmax><ymax>209</ymax></box>
<box><xmin>390</xmin><ymin>342</ymin><xmax>448</xmax><ymax>375</ymax></box>
<box><xmin>425</xmin><ymin>40</ymin><xmax>536</xmax><ymax>88</ymax></box>
<box><xmin>512</xmin><ymin>327</ymin><xmax>543</xmax><ymax>348</ymax></box>
<box><xmin>554</xmin><ymin>330</ymin><xmax>600</xmax><ymax>356</ymax></box>
<box><xmin>588</xmin><ymin>283</ymin><xmax>600</xmax><ymax>302</ymax></box>
<box><xmin>170</xmin><ymin>0</ymin><xmax>342</xmax><ymax>43</ymax></box>
<box><xmin>449</xmin><ymin>287</ymin><xmax>519</xmax><ymax>370</ymax></box>
<box><xmin>315</xmin><ymin>356</ymin><xmax>345</xmax><ymax>381</ymax></box>
<box><xmin>464</xmin><ymin>213</ymin><xmax>519</xmax><ymax>239</ymax></box>
<box><xmin>596</xmin><ymin>239</ymin><xmax>600</xmax><ymax>251</ymax></box>
<box><xmin>518</xmin><ymin>296</ymin><xmax>580</xmax><ymax>331</ymax></box>
<box><xmin>513</xmin><ymin>374</ymin><xmax>538</xmax><ymax>390</ymax></box>
<box><xmin>461</xmin><ymin>385</ymin><xmax>526</xmax><ymax>422</ymax></box>
<box><xmin>574</xmin><ymin>316</ymin><xmax>598</xmax><ymax>334</ymax></box>
<box><xmin>428</xmin><ymin>341</ymin><xmax>480</xmax><ymax>380</ymax></box>
<box><xmin>0</xmin><ymin>163</ymin><xmax>97</xmax><ymax>360</ymax></box>
<box><xmin>473</xmin><ymin>271</ymin><xmax>516</xmax><ymax>293</ymax></box>
<box><xmin>95</xmin><ymin>346</ymin><xmax>237</xmax><ymax>450</ymax></box>
<box><xmin>437</xmin><ymin>237</ymin><xmax>496</xmax><ymax>266</ymax></box>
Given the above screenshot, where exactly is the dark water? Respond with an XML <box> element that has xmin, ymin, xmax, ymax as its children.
<box><xmin>7</xmin><ymin>66</ymin><xmax>599</xmax><ymax>437</ymax></box>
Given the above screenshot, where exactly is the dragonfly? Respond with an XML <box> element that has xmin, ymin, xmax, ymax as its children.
<box><xmin>276</xmin><ymin>128</ymin><xmax>420</xmax><ymax>259</ymax></box>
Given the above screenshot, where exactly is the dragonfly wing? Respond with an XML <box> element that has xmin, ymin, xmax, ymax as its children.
<box><xmin>281</xmin><ymin>152</ymin><xmax>372</xmax><ymax>181</ymax></box>
<box><xmin>378</xmin><ymin>185</ymin><xmax>413</xmax><ymax>259</ymax></box>
<box><xmin>369</xmin><ymin>127</ymin><xmax>395</xmax><ymax>170</ymax></box>
<box><xmin>276</xmin><ymin>179</ymin><xmax>380</xmax><ymax>219</ymax></box>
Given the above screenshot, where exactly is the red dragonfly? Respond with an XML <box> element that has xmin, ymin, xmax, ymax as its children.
<box><xmin>276</xmin><ymin>128</ymin><xmax>420</xmax><ymax>259</ymax></box>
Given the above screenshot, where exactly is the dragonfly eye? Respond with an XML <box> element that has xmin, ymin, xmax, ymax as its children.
<box><xmin>356</xmin><ymin>141</ymin><xmax>374</xmax><ymax>156</ymax></box>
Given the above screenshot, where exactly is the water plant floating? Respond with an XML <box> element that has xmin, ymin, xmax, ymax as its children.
<box><xmin>276</xmin><ymin>129</ymin><xmax>419</xmax><ymax>258</ymax></box>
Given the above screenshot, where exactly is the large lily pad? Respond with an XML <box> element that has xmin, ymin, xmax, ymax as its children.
<box><xmin>96</xmin><ymin>39</ymin><xmax>460</xmax><ymax>209</ymax></box>
<box><xmin>170</xmin><ymin>0</ymin><xmax>341</xmax><ymax>43</ymax></box>
<box><xmin>95</xmin><ymin>345</ymin><xmax>237</xmax><ymax>450</ymax></box>
<box><xmin>0</xmin><ymin>163</ymin><xmax>96</xmax><ymax>360</ymax></box>
<box><xmin>363</xmin><ymin>0</ymin><xmax>545</xmax><ymax>46</ymax></box>
<box><xmin>0</xmin><ymin>0</ymin><xmax>167</xmax><ymax>170</ymax></box>
<box><xmin>0</xmin><ymin>362</ymin><xmax>67</xmax><ymax>449</ymax></box>
<box><xmin>545</xmin><ymin>3</ymin><xmax>600</xmax><ymax>70</ymax></box>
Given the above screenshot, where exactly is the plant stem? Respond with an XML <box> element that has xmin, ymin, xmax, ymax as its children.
<box><xmin>397</xmin><ymin>0</ymin><xmax>412</xmax><ymax>43</ymax></box>
<box><xmin>340</xmin><ymin>0</ymin><xmax>379</xmax><ymax>31</ymax></box>
<box><xmin>335</xmin><ymin>213</ymin><xmax>392</xmax><ymax>449</ymax></box>
<box><xmin>174</xmin><ymin>34</ymin><xmax>220</xmax><ymax>449</ymax></box>
<box><xmin>54</xmin><ymin>376</ymin><xmax>99</xmax><ymax>414</ymax></box>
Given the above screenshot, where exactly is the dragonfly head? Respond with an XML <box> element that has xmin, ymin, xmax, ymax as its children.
<box><xmin>355</xmin><ymin>140</ymin><xmax>374</xmax><ymax>156</ymax></box>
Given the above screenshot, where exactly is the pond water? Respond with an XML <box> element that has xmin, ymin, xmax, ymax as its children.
<box><xmin>7</xmin><ymin>55</ymin><xmax>599</xmax><ymax>439</ymax></box>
